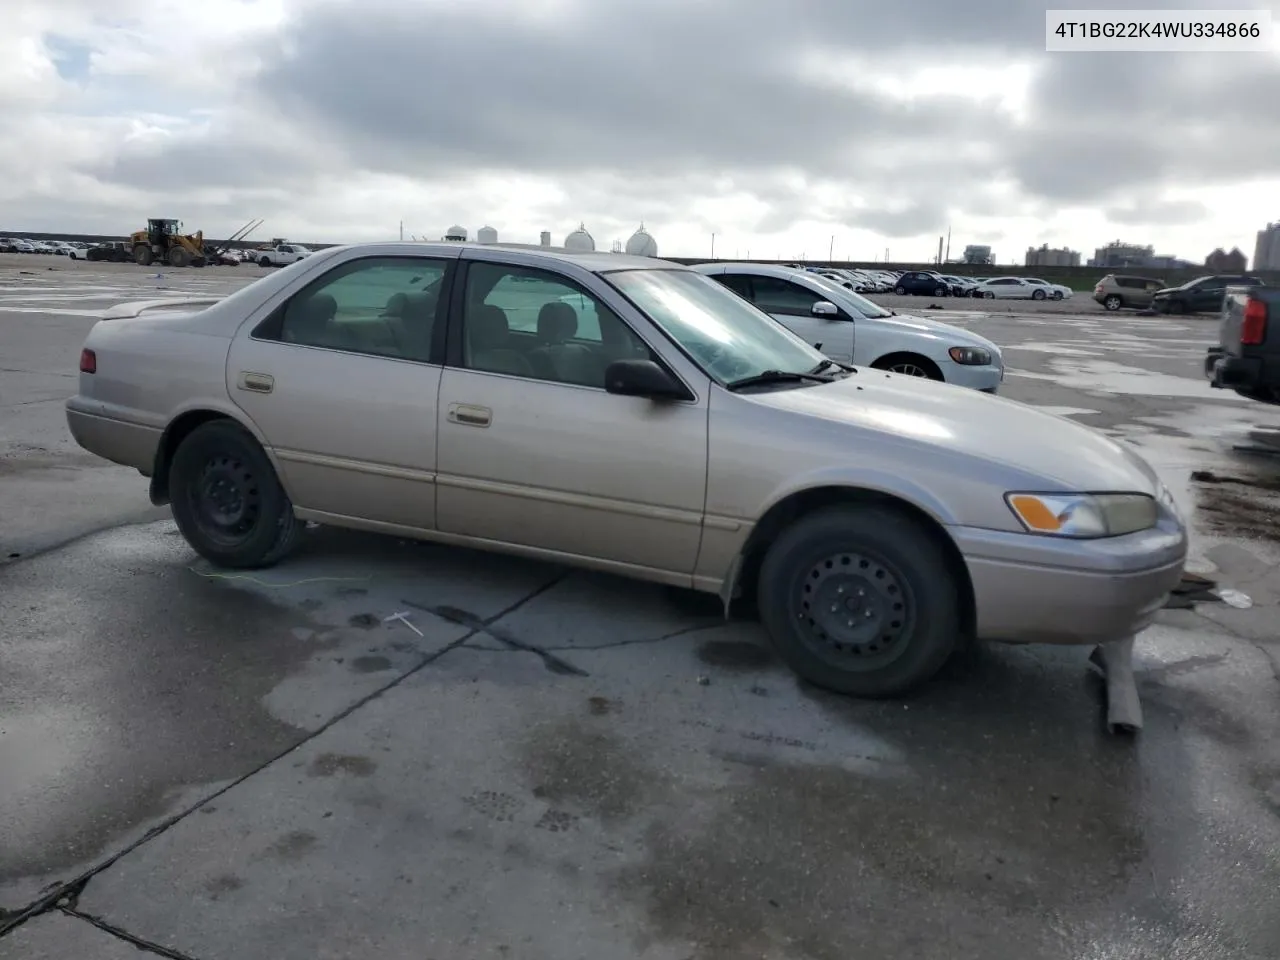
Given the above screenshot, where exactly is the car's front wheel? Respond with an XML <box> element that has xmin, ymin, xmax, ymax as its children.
<box><xmin>983</xmin><ymin>290</ymin><xmax>995</xmax><ymax>299</ymax></box>
<box><xmin>1103</xmin><ymin>294</ymin><xmax>1123</xmax><ymax>311</ymax></box>
<box><xmin>894</xmin><ymin>285</ymin><xmax>906</xmax><ymax>295</ymax></box>
<box><xmin>757</xmin><ymin>504</ymin><xmax>961</xmax><ymax>697</ymax></box>
<box><xmin>169</xmin><ymin>420</ymin><xmax>302</xmax><ymax>568</ymax></box>
<box><xmin>934</xmin><ymin>286</ymin><xmax>947</xmax><ymax>297</ymax></box>
<box><xmin>1052</xmin><ymin>290</ymin><xmax>1064</xmax><ymax>300</ymax></box>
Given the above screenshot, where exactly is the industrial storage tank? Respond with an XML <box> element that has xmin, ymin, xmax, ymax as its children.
<box><xmin>476</xmin><ymin>225</ymin><xmax>498</xmax><ymax>244</ymax></box>
<box><xmin>564</xmin><ymin>223</ymin><xmax>595</xmax><ymax>253</ymax></box>
<box><xmin>540</xmin><ymin>231</ymin><xmax>552</xmax><ymax>247</ymax></box>
<box><xmin>624</xmin><ymin>223</ymin><xmax>658</xmax><ymax>257</ymax></box>
<box><xmin>444</xmin><ymin>225</ymin><xmax>467</xmax><ymax>241</ymax></box>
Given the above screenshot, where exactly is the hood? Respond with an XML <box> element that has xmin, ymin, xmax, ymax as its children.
<box><xmin>871</xmin><ymin>312</ymin><xmax>1000</xmax><ymax>352</ymax></box>
<box><xmin>748</xmin><ymin>370</ymin><xmax>1159</xmax><ymax>494</ymax></box>
<box><xmin>1153</xmin><ymin>287</ymin><xmax>1178</xmax><ymax>297</ymax></box>
<box><xmin>101</xmin><ymin>297</ymin><xmax>223</xmax><ymax>320</ymax></box>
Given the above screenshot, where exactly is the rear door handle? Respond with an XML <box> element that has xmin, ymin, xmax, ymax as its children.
<box><xmin>448</xmin><ymin>403</ymin><xmax>492</xmax><ymax>427</ymax></box>
<box><xmin>237</xmin><ymin>372</ymin><xmax>274</xmax><ymax>394</ymax></box>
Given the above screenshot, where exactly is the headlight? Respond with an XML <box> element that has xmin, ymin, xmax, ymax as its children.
<box><xmin>949</xmin><ymin>346</ymin><xmax>992</xmax><ymax>365</ymax></box>
<box><xmin>1005</xmin><ymin>492</ymin><xmax>1158</xmax><ymax>538</ymax></box>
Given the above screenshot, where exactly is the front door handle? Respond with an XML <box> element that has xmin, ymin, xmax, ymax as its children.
<box><xmin>448</xmin><ymin>403</ymin><xmax>492</xmax><ymax>427</ymax></box>
<box><xmin>237</xmin><ymin>372</ymin><xmax>274</xmax><ymax>394</ymax></box>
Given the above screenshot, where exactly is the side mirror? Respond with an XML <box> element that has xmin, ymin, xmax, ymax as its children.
<box><xmin>605</xmin><ymin>359</ymin><xmax>691</xmax><ymax>401</ymax></box>
<box><xmin>811</xmin><ymin>300</ymin><xmax>840</xmax><ymax>318</ymax></box>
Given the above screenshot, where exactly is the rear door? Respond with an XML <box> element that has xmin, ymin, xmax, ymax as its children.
<box><xmin>226</xmin><ymin>253</ymin><xmax>454</xmax><ymax>529</ymax></box>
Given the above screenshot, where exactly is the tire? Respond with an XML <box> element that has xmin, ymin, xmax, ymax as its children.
<box><xmin>69</xmin><ymin>251</ymin><xmax>78</xmax><ymax>260</ymax></box>
<box><xmin>1103</xmin><ymin>295</ymin><xmax>1123</xmax><ymax>311</ymax></box>
<box><xmin>259</xmin><ymin>256</ymin><xmax>272</xmax><ymax>267</ymax></box>
<box><xmin>1031</xmin><ymin>289</ymin><xmax>1046</xmax><ymax>301</ymax></box>
<box><xmin>757</xmin><ymin>504</ymin><xmax>961</xmax><ymax>697</ymax></box>
<box><xmin>134</xmin><ymin>245</ymin><xmax>154</xmax><ymax>266</ymax></box>
<box><xmin>983</xmin><ymin>290</ymin><xmax>995</xmax><ymax>299</ymax></box>
<box><xmin>872</xmin><ymin>353</ymin><xmax>943</xmax><ymax>380</ymax></box>
<box><xmin>168</xmin><ymin>420</ymin><xmax>303</xmax><ymax>568</ymax></box>
<box><xmin>894</xmin><ymin>285</ymin><xmax>906</xmax><ymax>295</ymax></box>
<box><xmin>168</xmin><ymin>246</ymin><xmax>190</xmax><ymax>267</ymax></box>
<box><xmin>1052</xmin><ymin>290</ymin><xmax>1064</xmax><ymax>300</ymax></box>
<box><xmin>934</xmin><ymin>286</ymin><xmax>946</xmax><ymax>297</ymax></box>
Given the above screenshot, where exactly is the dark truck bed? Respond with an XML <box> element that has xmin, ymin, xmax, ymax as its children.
<box><xmin>1205</xmin><ymin>284</ymin><xmax>1280</xmax><ymax>404</ymax></box>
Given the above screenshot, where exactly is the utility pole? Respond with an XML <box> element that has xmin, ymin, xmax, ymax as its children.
<box><xmin>829</xmin><ymin>235</ymin><xmax>834</xmax><ymax>261</ymax></box>
<box><xmin>945</xmin><ymin>224</ymin><xmax>951</xmax><ymax>262</ymax></box>
<box><xmin>399</xmin><ymin>221</ymin><xmax>403</xmax><ymax>241</ymax></box>
<box><xmin>711</xmin><ymin>233</ymin><xmax>716</xmax><ymax>258</ymax></box>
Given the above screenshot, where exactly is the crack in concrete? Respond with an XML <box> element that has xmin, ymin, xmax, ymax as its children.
<box><xmin>0</xmin><ymin>571</ymin><xmax>567</xmax><ymax>941</ymax></box>
<box><xmin>404</xmin><ymin>599</ymin><xmax>589</xmax><ymax>676</ymax></box>
<box><xmin>57</xmin><ymin>905</ymin><xmax>204</xmax><ymax>960</ymax></box>
<box><xmin>457</xmin><ymin>621</ymin><xmax>721</xmax><ymax>660</ymax></box>
<box><xmin>1181</xmin><ymin>608</ymin><xmax>1280</xmax><ymax>688</ymax></box>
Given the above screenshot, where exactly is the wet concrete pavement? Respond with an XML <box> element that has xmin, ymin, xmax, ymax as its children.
<box><xmin>2</xmin><ymin>271</ymin><xmax>1280</xmax><ymax>958</ymax></box>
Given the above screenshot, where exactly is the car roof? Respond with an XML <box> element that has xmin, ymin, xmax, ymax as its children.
<box><xmin>319</xmin><ymin>241</ymin><xmax>681</xmax><ymax>275</ymax></box>
<box><xmin>691</xmin><ymin>261</ymin><xmax>817</xmax><ymax>278</ymax></box>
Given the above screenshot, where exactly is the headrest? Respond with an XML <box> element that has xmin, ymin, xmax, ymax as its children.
<box><xmin>469</xmin><ymin>305</ymin><xmax>509</xmax><ymax>345</ymax></box>
<box><xmin>537</xmin><ymin>301</ymin><xmax>578</xmax><ymax>341</ymax></box>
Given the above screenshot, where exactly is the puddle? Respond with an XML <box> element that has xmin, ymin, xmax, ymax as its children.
<box><xmin>1041</xmin><ymin>358</ymin><xmax>1251</xmax><ymax>401</ymax></box>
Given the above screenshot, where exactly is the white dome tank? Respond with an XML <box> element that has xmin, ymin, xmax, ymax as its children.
<box><xmin>444</xmin><ymin>225</ymin><xmax>467</xmax><ymax>241</ymax></box>
<box><xmin>564</xmin><ymin>223</ymin><xmax>595</xmax><ymax>253</ymax></box>
<box><xmin>624</xmin><ymin>223</ymin><xmax>658</xmax><ymax>257</ymax></box>
<box><xmin>476</xmin><ymin>225</ymin><xmax>498</xmax><ymax>244</ymax></box>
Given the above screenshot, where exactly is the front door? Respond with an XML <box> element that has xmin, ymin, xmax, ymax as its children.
<box><xmin>435</xmin><ymin>260</ymin><xmax>708</xmax><ymax>576</ymax></box>
<box><xmin>741</xmin><ymin>274</ymin><xmax>855</xmax><ymax>363</ymax></box>
<box><xmin>227</xmin><ymin>254</ymin><xmax>451</xmax><ymax>530</ymax></box>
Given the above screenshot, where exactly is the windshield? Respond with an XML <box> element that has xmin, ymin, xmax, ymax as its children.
<box><xmin>606</xmin><ymin>269</ymin><xmax>827</xmax><ymax>384</ymax></box>
<box><xmin>801</xmin><ymin>272</ymin><xmax>894</xmax><ymax>318</ymax></box>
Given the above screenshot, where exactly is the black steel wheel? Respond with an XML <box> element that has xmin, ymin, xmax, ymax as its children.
<box><xmin>757</xmin><ymin>504</ymin><xmax>961</xmax><ymax>697</ymax></box>
<box><xmin>169</xmin><ymin>420</ymin><xmax>302</xmax><ymax>568</ymax></box>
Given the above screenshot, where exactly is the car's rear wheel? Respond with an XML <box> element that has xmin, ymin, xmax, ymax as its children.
<box><xmin>259</xmin><ymin>256</ymin><xmax>272</xmax><ymax>267</ymax></box>
<box><xmin>1032</xmin><ymin>289</ymin><xmax>1046</xmax><ymax>300</ymax></box>
<box><xmin>757</xmin><ymin>505</ymin><xmax>961</xmax><ymax>697</ymax></box>
<box><xmin>934</xmin><ymin>286</ymin><xmax>946</xmax><ymax>297</ymax></box>
<box><xmin>169</xmin><ymin>420</ymin><xmax>302</xmax><ymax>568</ymax></box>
<box><xmin>1103</xmin><ymin>294</ymin><xmax>1123</xmax><ymax>311</ymax></box>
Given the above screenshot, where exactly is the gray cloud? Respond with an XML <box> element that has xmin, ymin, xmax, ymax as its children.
<box><xmin>1106</xmin><ymin>198</ymin><xmax>1210</xmax><ymax>226</ymax></box>
<box><xmin>64</xmin><ymin>0</ymin><xmax>1280</xmax><ymax>240</ymax></box>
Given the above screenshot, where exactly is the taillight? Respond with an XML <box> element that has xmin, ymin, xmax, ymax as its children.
<box><xmin>80</xmin><ymin>348</ymin><xmax>96</xmax><ymax>373</ymax></box>
<box><xmin>1241</xmin><ymin>297</ymin><xmax>1267</xmax><ymax>346</ymax></box>
<box><xmin>1094</xmin><ymin>283</ymin><xmax>1103</xmax><ymax>293</ymax></box>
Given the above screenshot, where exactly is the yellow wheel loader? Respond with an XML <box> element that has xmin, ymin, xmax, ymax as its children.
<box><xmin>130</xmin><ymin>219</ymin><xmax>207</xmax><ymax>267</ymax></box>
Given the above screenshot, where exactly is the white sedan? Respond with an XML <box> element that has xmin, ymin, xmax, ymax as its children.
<box><xmin>974</xmin><ymin>277</ymin><xmax>1049</xmax><ymax>300</ymax></box>
<box><xmin>693</xmin><ymin>262</ymin><xmax>1004</xmax><ymax>392</ymax></box>
<box><xmin>1023</xmin><ymin>277</ymin><xmax>1072</xmax><ymax>300</ymax></box>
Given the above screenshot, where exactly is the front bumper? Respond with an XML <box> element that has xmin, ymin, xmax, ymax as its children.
<box><xmin>945</xmin><ymin>359</ymin><xmax>1004</xmax><ymax>394</ymax></box>
<box><xmin>951</xmin><ymin>518</ymin><xmax>1187</xmax><ymax>645</ymax></box>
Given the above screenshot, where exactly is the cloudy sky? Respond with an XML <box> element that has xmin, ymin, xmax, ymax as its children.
<box><xmin>3</xmin><ymin>0</ymin><xmax>1278</xmax><ymax>264</ymax></box>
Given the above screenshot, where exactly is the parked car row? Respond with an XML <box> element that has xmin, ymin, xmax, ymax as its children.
<box><xmin>65</xmin><ymin>241</ymin><xmax>1186</xmax><ymax>699</ymax></box>
<box><xmin>1</xmin><ymin>238</ymin><xmax>96</xmax><ymax>257</ymax></box>
<box><xmin>1093</xmin><ymin>272</ymin><xmax>1266</xmax><ymax>314</ymax></box>
<box><xmin>804</xmin><ymin>267</ymin><xmax>1074</xmax><ymax>301</ymax></box>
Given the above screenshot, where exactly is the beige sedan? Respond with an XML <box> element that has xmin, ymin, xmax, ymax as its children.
<box><xmin>66</xmin><ymin>243</ymin><xmax>1187</xmax><ymax>697</ymax></box>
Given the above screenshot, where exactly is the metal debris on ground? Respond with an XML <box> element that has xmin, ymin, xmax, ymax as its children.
<box><xmin>382</xmin><ymin>611</ymin><xmax>424</xmax><ymax>637</ymax></box>
<box><xmin>1089</xmin><ymin>637</ymin><xmax>1142</xmax><ymax>734</ymax></box>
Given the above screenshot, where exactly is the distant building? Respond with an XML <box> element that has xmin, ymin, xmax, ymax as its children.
<box><xmin>624</xmin><ymin>223</ymin><xmax>658</xmax><ymax>257</ymax></box>
<box><xmin>1205</xmin><ymin>247</ymin><xmax>1247</xmax><ymax>272</ymax></box>
<box><xmin>1255</xmin><ymin>222</ymin><xmax>1280</xmax><ymax>271</ymax></box>
<box><xmin>564</xmin><ymin>223</ymin><xmax>595</xmax><ymax>253</ymax></box>
<box><xmin>1025</xmin><ymin>244</ymin><xmax>1081</xmax><ymax>267</ymax></box>
<box><xmin>963</xmin><ymin>244</ymin><xmax>993</xmax><ymax>264</ymax></box>
<box><xmin>1089</xmin><ymin>240</ymin><xmax>1154</xmax><ymax>268</ymax></box>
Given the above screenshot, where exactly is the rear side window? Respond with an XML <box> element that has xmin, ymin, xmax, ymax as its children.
<box><xmin>1116</xmin><ymin>277</ymin><xmax>1142</xmax><ymax>288</ymax></box>
<box><xmin>255</xmin><ymin>256</ymin><xmax>449</xmax><ymax>363</ymax></box>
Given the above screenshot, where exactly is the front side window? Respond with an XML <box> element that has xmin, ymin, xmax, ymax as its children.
<box><xmin>607</xmin><ymin>268</ymin><xmax>825</xmax><ymax>385</ymax></box>
<box><xmin>749</xmin><ymin>276</ymin><xmax>825</xmax><ymax>316</ymax></box>
<box><xmin>265</xmin><ymin>257</ymin><xmax>447</xmax><ymax>363</ymax></box>
<box><xmin>460</xmin><ymin>262</ymin><xmax>652</xmax><ymax>387</ymax></box>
